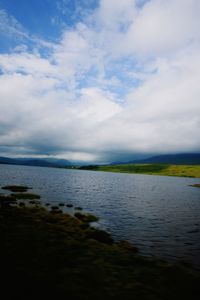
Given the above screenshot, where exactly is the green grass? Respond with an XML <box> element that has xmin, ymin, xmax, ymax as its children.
<box><xmin>80</xmin><ymin>164</ymin><xmax>200</xmax><ymax>178</ymax></box>
<box><xmin>11</xmin><ymin>192</ymin><xmax>41</xmax><ymax>199</ymax></box>
<box><xmin>74</xmin><ymin>212</ymin><xmax>99</xmax><ymax>223</ymax></box>
<box><xmin>2</xmin><ymin>185</ymin><xmax>30</xmax><ymax>192</ymax></box>
<box><xmin>1</xmin><ymin>204</ymin><xmax>200</xmax><ymax>300</ymax></box>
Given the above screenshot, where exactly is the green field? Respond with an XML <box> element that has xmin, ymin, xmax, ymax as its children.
<box><xmin>80</xmin><ymin>164</ymin><xmax>200</xmax><ymax>178</ymax></box>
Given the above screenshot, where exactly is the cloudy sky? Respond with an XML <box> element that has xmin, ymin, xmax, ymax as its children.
<box><xmin>0</xmin><ymin>0</ymin><xmax>200</xmax><ymax>163</ymax></box>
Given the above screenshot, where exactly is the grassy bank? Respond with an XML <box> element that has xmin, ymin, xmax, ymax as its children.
<box><xmin>79</xmin><ymin>164</ymin><xmax>200</xmax><ymax>178</ymax></box>
<box><xmin>1</xmin><ymin>193</ymin><xmax>200</xmax><ymax>299</ymax></box>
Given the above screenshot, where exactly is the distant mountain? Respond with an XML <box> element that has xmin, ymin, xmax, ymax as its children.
<box><xmin>0</xmin><ymin>157</ymin><xmax>71</xmax><ymax>168</ymax></box>
<box><xmin>128</xmin><ymin>153</ymin><xmax>200</xmax><ymax>165</ymax></box>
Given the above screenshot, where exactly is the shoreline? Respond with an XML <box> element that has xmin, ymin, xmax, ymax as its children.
<box><xmin>77</xmin><ymin>164</ymin><xmax>200</xmax><ymax>178</ymax></box>
<box><xmin>1</xmin><ymin>162</ymin><xmax>200</xmax><ymax>178</ymax></box>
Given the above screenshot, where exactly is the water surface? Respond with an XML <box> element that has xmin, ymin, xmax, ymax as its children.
<box><xmin>1</xmin><ymin>164</ymin><xmax>200</xmax><ymax>267</ymax></box>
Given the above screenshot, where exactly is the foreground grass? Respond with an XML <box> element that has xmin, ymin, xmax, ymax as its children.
<box><xmin>1</xmin><ymin>204</ymin><xmax>200</xmax><ymax>300</ymax></box>
<box><xmin>79</xmin><ymin>164</ymin><xmax>200</xmax><ymax>178</ymax></box>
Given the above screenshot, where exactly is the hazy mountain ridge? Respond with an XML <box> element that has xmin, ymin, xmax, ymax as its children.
<box><xmin>128</xmin><ymin>153</ymin><xmax>200</xmax><ymax>165</ymax></box>
<box><xmin>0</xmin><ymin>157</ymin><xmax>71</xmax><ymax>168</ymax></box>
<box><xmin>1</xmin><ymin>153</ymin><xmax>200</xmax><ymax>169</ymax></box>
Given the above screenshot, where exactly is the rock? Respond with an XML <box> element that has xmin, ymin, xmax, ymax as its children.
<box><xmin>75</xmin><ymin>207</ymin><xmax>83</xmax><ymax>210</ymax></box>
<box><xmin>190</xmin><ymin>183</ymin><xmax>200</xmax><ymax>188</ymax></box>
<box><xmin>29</xmin><ymin>200</ymin><xmax>36</xmax><ymax>204</ymax></box>
<box><xmin>51</xmin><ymin>206</ymin><xmax>59</xmax><ymax>210</ymax></box>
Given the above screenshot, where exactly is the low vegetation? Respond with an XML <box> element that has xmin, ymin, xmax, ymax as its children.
<box><xmin>190</xmin><ymin>183</ymin><xmax>200</xmax><ymax>187</ymax></box>
<box><xmin>74</xmin><ymin>212</ymin><xmax>99</xmax><ymax>223</ymax></box>
<box><xmin>75</xmin><ymin>206</ymin><xmax>83</xmax><ymax>210</ymax></box>
<box><xmin>0</xmin><ymin>194</ymin><xmax>16</xmax><ymax>204</ymax></box>
<box><xmin>79</xmin><ymin>164</ymin><xmax>200</xmax><ymax>178</ymax></box>
<box><xmin>10</xmin><ymin>192</ymin><xmax>41</xmax><ymax>199</ymax></box>
<box><xmin>2</xmin><ymin>185</ymin><xmax>30</xmax><ymax>192</ymax></box>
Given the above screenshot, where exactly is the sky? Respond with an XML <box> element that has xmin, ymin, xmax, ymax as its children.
<box><xmin>0</xmin><ymin>0</ymin><xmax>200</xmax><ymax>163</ymax></box>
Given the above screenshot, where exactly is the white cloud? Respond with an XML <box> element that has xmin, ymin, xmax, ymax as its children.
<box><xmin>122</xmin><ymin>0</ymin><xmax>200</xmax><ymax>56</ymax></box>
<box><xmin>0</xmin><ymin>0</ymin><xmax>200</xmax><ymax>162</ymax></box>
<box><xmin>0</xmin><ymin>53</ymin><xmax>58</xmax><ymax>78</ymax></box>
<box><xmin>0</xmin><ymin>9</ymin><xmax>28</xmax><ymax>39</ymax></box>
<box><xmin>97</xmin><ymin>0</ymin><xmax>137</xmax><ymax>30</ymax></box>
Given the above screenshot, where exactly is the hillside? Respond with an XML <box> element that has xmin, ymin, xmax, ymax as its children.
<box><xmin>129</xmin><ymin>153</ymin><xmax>200</xmax><ymax>165</ymax></box>
<box><xmin>0</xmin><ymin>157</ymin><xmax>71</xmax><ymax>168</ymax></box>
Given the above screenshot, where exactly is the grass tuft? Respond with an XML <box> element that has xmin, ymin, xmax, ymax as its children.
<box><xmin>2</xmin><ymin>185</ymin><xmax>30</xmax><ymax>192</ymax></box>
<box><xmin>11</xmin><ymin>193</ymin><xmax>40</xmax><ymax>200</ymax></box>
<box><xmin>74</xmin><ymin>212</ymin><xmax>99</xmax><ymax>223</ymax></box>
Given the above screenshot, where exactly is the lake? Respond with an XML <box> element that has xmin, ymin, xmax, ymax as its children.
<box><xmin>0</xmin><ymin>163</ymin><xmax>200</xmax><ymax>267</ymax></box>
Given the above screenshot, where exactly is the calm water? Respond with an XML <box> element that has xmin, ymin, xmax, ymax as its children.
<box><xmin>1</xmin><ymin>164</ymin><xmax>200</xmax><ymax>267</ymax></box>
